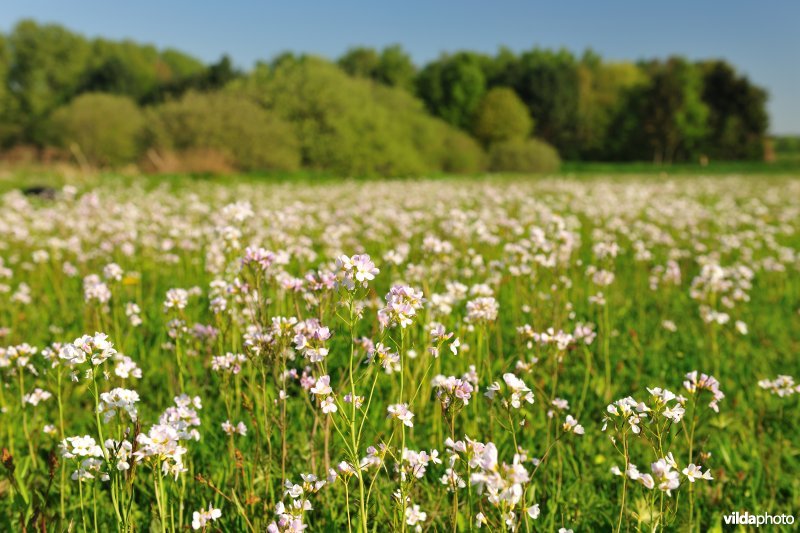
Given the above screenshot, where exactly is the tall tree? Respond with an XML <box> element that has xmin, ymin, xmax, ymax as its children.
<box><xmin>416</xmin><ymin>52</ymin><xmax>487</xmax><ymax>129</ymax></box>
<box><xmin>471</xmin><ymin>87</ymin><xmax>532</xmax><ymax>146</ymax></box>
<box><xmin>505</xmin><ymin>49</ymin><xmax>581</xmax><ymax>157</ymax></box>
<box><xmin>700</xmin><ymin>60</ymin><xmax>768</xmax><ymax>160</ymax></box>
<box><xmin>6</xmin><ymin>20</ymin><xmax>92</xmax><ymax>143</ymax></box>
<box><xmin>375</xmin><ymin>45</ymin><xmax>416</xmax><ymax>91</ymax></box>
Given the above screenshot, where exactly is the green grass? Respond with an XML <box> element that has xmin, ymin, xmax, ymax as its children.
<box><xmin>0</xmin><ymin>173</ymin><xmax>798</xmax><ymax>532</ymax></box>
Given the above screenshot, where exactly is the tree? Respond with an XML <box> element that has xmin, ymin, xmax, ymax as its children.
<box><xmin>504</xmin><ymin>49</ymin><xmax>581</xmax><ymax>156</ymax></box>
<box><xmin>700</xmin><ymin>61</ymin><xmax>768</xmax><ymax>160</ymax></box>
<box><xmin>574</xmin><ymin>55</ymin><xmax>647</xmax><ymax>159</ymax></box>
<box><xmin>635</xmin><ymin>58</ymin><xmax>710</xmax><ymax>163</ymax></box>
<box><xmin>147</xmin><ymin>91</ymin><xmax>301</xmax><ymax>171</ymax></box>
<box><xmin>375</xmin><ymin>45</ymin><xmax>416</xmax><ymax>91</ymax></box>
<box><xmin>416</xmin><ymin>52</ymin><xmax>487</xmax><ymax>129</ymax></box>
<box><xmin>338</xmin><ymin>47</ymin><xmax>380</xmax><ymax>79</ymax></box>
<box><xmin>231</xmin><ymin>56</ymin><xmax>484</xmax><ymax>175</ymax></box>
<box><xmin>50</xmin><ymin>93</ymin><xmax>145</xmax><ymax>165</ymax></box>
<box><xmin>6</xmin><ymin>20</ymin><xmax>92</xmax><ymax>143</ymax></box>
<box><xmin>471</xmin><ymin>87</ymin><xmax>532</xmax><ymax>146</ymax></box>
<box><xmin>488</xmin><ymin>138</ymin><xmax>560</xmax><ymax>173</ymax></box>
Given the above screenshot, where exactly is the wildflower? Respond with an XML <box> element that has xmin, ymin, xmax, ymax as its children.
<box><xmin>60</xmin><ymin>333</ymin><xmax>117</xmax><ymax>366</ymax></box>
<box><xmin>466</xmin><ymin>297</ymin><xmax>499</xmax><ymax>323</ymax></box>
<box><xmin>387</xmin><ymin>403</ymin><xmax>414</xmax><ymax>427</ymax></box>
<box><xmin>211</xmin><ymin>353</ymin><xmax>247</xmax><ymax>374</ymax></box>
<box><xmin>651</xmin><ymin>455</ymin><xmax>680</xmax><ymax>494</ymax></box>
<box><xmin>191</xmin><ymin>504</ymin><xmax>222</xmax><ymax>530</ymax></box>
<box><xmin>683</xmin><ymin>371</ymin><xmax>724</xmax><ymax>412</ymax></box>
<box><xmin>60</xmin><ymin>435</ymin><xmax>104</xmax><ymax>459</ymax></box>
<box><xmin>293</xmin><ymin>319</ymin><xmax>332</xmax><ymax>362</ymax></box>
<box><xmin>105</xmin><ymin>439</ymin><xmax>133</xmax><ymax>471</ymax></box>
<box><xmin>603</xmin><ymin>396</ymin><xmax>649</xmax><ymax>434</ymax></box>
<box><xmin>366</xmin><ymin>342</ymin><xmax>400</xmax><ymax>373</ymax></box>
<box><xmin>405</xmin><ymin>504</ymin><xmax>427</xmax><ymax>531</ymax></box>
<box><xmin>222</xmin><ymin>420</ymin><xmax>247</xmax><ymax>436</ymax></box>
<box><xmin>23</xmin><ymin>388</ymin><xmax>52</xmax><ymax>406</ymax></box>
<box><xmin>562</xmin><ymin>415</ymin><xmax>584</xmax><ymax>435</ymax></box>
<box><xmin>758</xmin><ymin>375</ymin><xmax>800</xmax><ymax>397</ymax></box>
<box><xmin>485</xmin><ymin>373</ymin><xmax>534</xmax><ymax>408</ymax></box>
<box><xmin>164</xmin><ymin>288</ymin><xmax>189</xmax><ymax>311</ymax></box>
<box><xmin>682</xmin><ymin>463</ymin><xmax>713</xmax><ymax>482</ymax></box>
<box><xmin>378</xmin><ymin>285</ymin><xmax>425</xmax><ymax>329</ymax></box>
<box><xmin>98</xmin><ymin>388</ymin><xmax>140</xmax><ymax>423</ymax></box>
<box><xmin>320</xmin><ymin>396</ymin><xmax>338</xmax><ymax>414</ymax></box>
<box><xmin>526</xmin><ymin>504</ymin><xmax>541</xmax><ymax>519</ymax></box>
<box><xmin>336</xmin><ymin>253</ymin><xmax>379</xmax><ymax>290</ymax></box>
<box><xmin>114</xmin><ymin>354</ymin><xmax>142</xmax><ymax>379</ymax></box>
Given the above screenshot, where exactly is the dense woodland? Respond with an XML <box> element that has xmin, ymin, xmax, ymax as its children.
<box><xmin>0</xmin><ymin>20</ymin><xmax>774</xmax><ymax>175</ymax></box>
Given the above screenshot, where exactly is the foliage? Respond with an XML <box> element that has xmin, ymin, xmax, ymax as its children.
<box><xmin>416</xmin><ymin>52</ymin><xmax>487</xmax><ymax>129</ymax></box>
<box><xmin>0</xmin><ymin>20</ymin><xmax>774</xmax><ymax>166</ymax></box>
<box><xmin>338</xmin><ymin>45</ymin><xmax>416</xmax><ymax>91</ymax></box>
<box><xmin>700</xmin><ymin>61</ymin><xmax>769</xmax><ymax>160</ymax></box>
<box><xmin>471</xmin><ymin>87</ymin><xmax>532</xmax><ymax>146</ymax></box>
<box><xmin>488</xmin><ymin>137</ymin><xmax>561</xmax><ymax>172</ymax></box>
<box><xmin>236</xmin><ymin>56</ymin><xmax>484</xmax><ymax>175</ymax></box>
<box><xmin>147</xmin><ymin>91</ymin><xmax>301</xmax><ymax>171</ymax></box>
<box><xmin>49</xmin><ymin>93</ymin><xmax>145</xmax><ymax>165</ymax></box>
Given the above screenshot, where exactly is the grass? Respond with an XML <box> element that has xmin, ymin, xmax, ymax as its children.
<box><xmin>0</xmin><ymin>172</ymin><xmax>798</xmax><ymax>532</ymax></box>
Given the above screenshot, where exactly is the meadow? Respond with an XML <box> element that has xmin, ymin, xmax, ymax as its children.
<box><xmin>0</xmin><ymin>174</ymin><xmax>798</xmax><ymax>532</ymax></box>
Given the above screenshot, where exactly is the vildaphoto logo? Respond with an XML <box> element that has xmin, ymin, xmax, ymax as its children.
<box><xmin>723</xmin><ymin>512</ymin><xmax>795</xmax><ymax>527</ymax></box>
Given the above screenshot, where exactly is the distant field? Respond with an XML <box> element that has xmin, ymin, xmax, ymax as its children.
<box><xmin>0</xmin><ymin>174</ymin><xmax>798</xmax><ymax>531</ymax></box>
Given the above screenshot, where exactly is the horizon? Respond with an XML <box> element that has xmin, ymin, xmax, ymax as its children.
<box><xmin>1</xmin><ymin>0</ymin><xmax>798</xmax><ymax>135</ymax></box>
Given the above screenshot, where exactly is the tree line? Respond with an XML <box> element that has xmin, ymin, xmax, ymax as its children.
<box><xmin>0</xmin><ymin>20</ymin><xmax>770</xmax><ymax>175</ymax></box>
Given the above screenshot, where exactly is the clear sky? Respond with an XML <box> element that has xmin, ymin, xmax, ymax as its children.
<box><xmin>2</xmin><ymin>0</ymin><xmax>798</xmax><ymax>134</ymax></box>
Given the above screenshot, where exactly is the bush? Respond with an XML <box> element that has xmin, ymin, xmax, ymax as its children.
<box><xmin>234</xmin><ymin>57</ymin><xmax>485</xmax><ymax>176</ymax></box>
<box><xmin>472</xmin><ymin>87</ymin><xmax>532</xmax><ymax>146</ymax></box>
<box><xmin>147</xmin><ymin>91</ymin><xmax>300</xmax><ymax>171</ymax></box>
<box><xmin>488</xmin><ymin>138</ymin><xmax>561</xmax><ymax>173</ymax></box>
<box><xmin>49</xmin><ymin>93</ymin><xmax>144</xmax><ymax>165</ymax></box>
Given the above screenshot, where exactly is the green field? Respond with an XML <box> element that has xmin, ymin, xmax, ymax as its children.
<box><xmin>0</xmin><ymin>173</ymin><xmax>798</xmax><ymax>532</ymax></box>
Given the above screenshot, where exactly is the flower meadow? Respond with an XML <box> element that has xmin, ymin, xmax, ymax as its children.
<box><xmin>0</xmin><ymin>176</ymin><xmax>798</xmax><ymax>532</ymax></box>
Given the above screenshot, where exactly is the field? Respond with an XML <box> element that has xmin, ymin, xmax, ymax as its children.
<box><xmin>0</xmin><ymin>173</ymin><xmax>799</xmax><ymax>532</ymax></box>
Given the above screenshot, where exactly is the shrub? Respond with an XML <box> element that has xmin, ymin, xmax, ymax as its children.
<box><xmin>472</xmin><ymin>87</ymin><xmax>532</xmax><ymax>146</ymax></box>
<box><xmin>49</xmin><ymin>93</ymin><xmax>144</xmax><ymax>166</ymax></box>
<box><xmin>488</xmin><ymin>138</ymin><xmax>561</xmax><ymax>173</ymax></box>
<box><xmin>234</xmin><ymin>57</ymin><xmax>485</xmax><ymax>176</ymax></box>
<box><xmin>147</xmin><ymin>91</ymin><xmax>300</xmax><ymax>171</ymax></box>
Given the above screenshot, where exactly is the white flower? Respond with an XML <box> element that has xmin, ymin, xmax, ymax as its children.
<box><xmin>191</xmin><ymin>504</ymin><xmax>222</xmax><ymax>530</ymax></box>
<box><xmin>23</xmin><ymin>388</ymin><xmax>52</xmax><ymax>406</ymax></box>
<box><xmin>562</xmin><ymin>415</ymin><xmax>584</xmax><ymax>435</ymax></box>
<box><xmin>320</xmin><ymin>396</ymin><xmax>338</xmax><ymax>414</ymax></box>
<box><xmin>526</xmin><ymin>504</ymin><xmax>541</xmax><ymax>519</ymax></box>
<box><xmin>221</xmin><ymin>420</ymin><xmax>247</xmax><ymax>436</ymax></box>
<box><xmin>387</xmin><ymin>403</ymin><xmax>414</xmax><ymax>427</ymax></box>
<box><xmin>682</xmin><ymin>463</ymin><xmax>713</xmax><ymax>482</ymax></box>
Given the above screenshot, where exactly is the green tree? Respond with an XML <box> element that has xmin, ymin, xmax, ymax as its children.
<box><xmin>338</xmin><ymin>47</ymin><xmax>380</xmax><ymax>79</ymax></box>
<box><xmin>416</xmin><ymin>52</ymin><xmax>487</xmax><ymax>129</ymax></box>
<box><xmin>575</xmin><ymin>54</ymin><xmax>647</xmax><ymax>159</ymax></box>
<box><xmin>232</xmin><ymin>56</ymin><xmax>483</xmax><ymax>175</ymax></box>
<box><xmin>375</xmin><ymin>45</ymin><xmax>416</xmax><ymax>91</ymax></box>
<box><xmin>6</xmin><ymin>20</ymin><xmax>92</xmax><ymax>143</ymax></box>
<box><xmin>50</xmin><ymin>93</ymin><xmax>145</xmax><ymax>165</ymax></box>
<box><xmin>504</xmin><ymin>48</ymin><xmax>581</xmax><ymax>157</ymax></box>
<box><xmin>471</xmin><ymin>87</ymin><xmax>532</xmax><ymax>146</ymax></box>
<box><xmin>488</xmin><ymin>138</ymin><xmax>560</xmax><ymax>173</ymax></box>
<box><xmin>700</xmin><ymin>60</ymin><xmax>768</xmax><ymax>160</ymax></box>
<box><xmin>640</xmin><ymin>58</ymin><xmax>710</xmax><ymax>163</ymax></box>
<box><xmin>148</xmin><ymin>91</ymin><xmax>300</xmax><ymax>171</ymax></box>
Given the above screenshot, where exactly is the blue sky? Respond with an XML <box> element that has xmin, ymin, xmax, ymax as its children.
<box><xmin>2</xmin><ymin>1</ymin><xmax>798</xmax><ymax>134</ymax></box>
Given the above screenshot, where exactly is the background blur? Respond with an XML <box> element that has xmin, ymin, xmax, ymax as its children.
<box><xmin>0</xmin><ymin>0</ymin><xmax>798</xmax><ymax>176</ymax></box>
